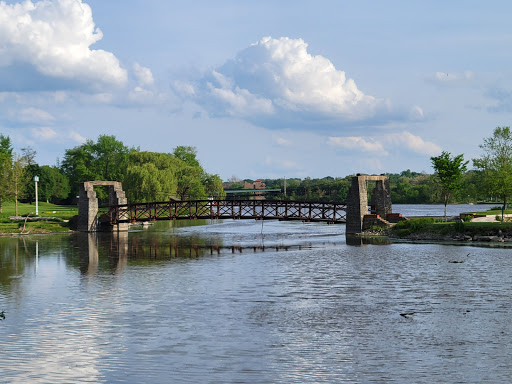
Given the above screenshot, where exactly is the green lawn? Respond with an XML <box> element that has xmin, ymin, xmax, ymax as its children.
<box><xmin>0</xmin><ymin>201</ymin><xmax>78</xmax><ymax>234</ymax></box>
<box><xmin>390</xmin><ymin>217</ymin><xmax>512</xmax><ymax>238</ymax></box>
<box><xmin>0</xmin><ymin>201</ymin><xmax>77</xmax><ymax>220</ymax></box>
<box><xmin>478</xmin><ymin>209</ymin><xmax>512</xmax><ymax>215</ymax></box>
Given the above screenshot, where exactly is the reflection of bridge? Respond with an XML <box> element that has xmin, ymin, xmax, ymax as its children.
<box><xmin>79</xmin><ymin>175</ymin><xmax>397</xmax><ymax>235</ymax></box>
<box><xmin>104</xmin><ymin>199</ymin><xmax>347</xmax><ymax>225</ymax></box>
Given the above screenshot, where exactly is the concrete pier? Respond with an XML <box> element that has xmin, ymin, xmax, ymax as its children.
<box><xmin>346</xmin><ymin>175</ymin><xmax>392</xmax><ymax>234</ymax></box>
<box><xmin>78</xmin><ymin>181</ymin><xmax>129</xmax><ymax>232</ymax></box>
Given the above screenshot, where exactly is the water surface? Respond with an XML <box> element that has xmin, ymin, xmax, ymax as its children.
<box><xmin>1</xmin><ymin>215</ymin><xmax>511</xmax><ymax>383</ymax></box>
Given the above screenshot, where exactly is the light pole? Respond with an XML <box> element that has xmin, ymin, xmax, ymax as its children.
<box><xmin>34</xmin><ymin>176</ymin><xmax>39</xmax><ymax>216</ymax></box>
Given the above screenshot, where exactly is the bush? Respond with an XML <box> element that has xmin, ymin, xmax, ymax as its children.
<box><xmin>393</xmin><ymin>217</ymin><xmax>435</xmax><ymax>232</ymax></box>
<box><xmin>453</xmin><ymin>221</ymin><xmax>465</xmax><ymax>233</ymax></box>
<box><xmin>462</xmin><ymin>215</ymin><xmax>473</xmax><ymax>222</ymax></box>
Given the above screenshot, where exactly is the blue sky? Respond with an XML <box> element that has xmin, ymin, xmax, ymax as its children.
<box><xmin>1</xmin><ymin>0</ymin><xmax>512</xmax><ymax>180</ymax></box>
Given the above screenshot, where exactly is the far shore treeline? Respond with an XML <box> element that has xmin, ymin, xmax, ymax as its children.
<box><xmin>0</xmin><ymin>128</ymin><xmax>511</xmax><ymax>214</ymax></box>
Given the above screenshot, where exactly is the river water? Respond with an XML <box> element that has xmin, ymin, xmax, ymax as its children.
<box><xmin>1</xmin><ymin>204</ymin><xmax>511</xmax><ymax>383</ymax></box>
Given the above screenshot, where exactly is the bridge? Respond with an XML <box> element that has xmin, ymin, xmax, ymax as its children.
<box><xmin>104</xmin><ymin>199</ymin><xmax>347</xmax><ymax>225</ymax></box>
<box><xmin>78</xmin><ymin>175</ymin><xmax>398</xmax><ymax>235</ymax></box>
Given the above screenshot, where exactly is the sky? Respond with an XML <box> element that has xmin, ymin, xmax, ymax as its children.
<box><xmin>1</xmin><ymin>0</ymin><xmax>512</xmax><ymax>180</ymax></box>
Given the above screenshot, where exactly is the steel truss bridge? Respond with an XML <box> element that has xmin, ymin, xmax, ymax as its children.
<box><xmin>102</xmin><ymin>199</ymin><xmax>347</xmax><ymax>225</ymax></box>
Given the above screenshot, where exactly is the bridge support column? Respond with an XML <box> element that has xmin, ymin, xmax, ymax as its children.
<box><xmin>78</xmin><ymin>181</ymin><xmax>128</xmax><ymax>232</ymax></box>
<box><xmin>346</xmin><ymin>175</ymin><xmax>392</xmax><ymax>234</ymax></box>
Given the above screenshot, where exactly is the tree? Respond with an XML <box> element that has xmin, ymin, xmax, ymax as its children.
<box><xmin>473</xmin><ymin>126</ymin><xmax>512</xmax><ymax>220</ymax></box>
<box><xmin>431</xmin><ymin>151</ymin><xmax>468</xmax><ymax>221</ymax></box>
<box><xmin>202</xmin><ymin>173</ymin><xmax>226</xmax><ymax>199</ymax></box>
<box><xmin>0</xmin><ymin>134</ymin><xmax>13</xmax><ymax>213</ymax></box>
<box><xmin>173</xmin><ymin>146</ymin><xmax>201</xmax><ymax>168</ymax></box>
<box><xmin>172</xmin><ymin>146</ymin><xmax>207</xmax><ymax>200</ymax></box>
<box><xmin>25</xmin><ymin>165</ymin><xmax>71</xmax><ymax>203</ymax></box>
<box><xmin>10</xmin><ymin>153</ymin><xmax>29</xmax><ymax>216</ymax></box>
<box><xmin>124</xmin><ymin>151</ymin><xmax>179</xmax><ymax>202</ymax></box>
<box><xmin>61</xmin><ymin>135</ymin><xmax>135</xmax><ymax>199</ymax></box>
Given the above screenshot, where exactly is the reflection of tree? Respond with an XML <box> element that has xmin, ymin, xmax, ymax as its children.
<box><xmin>0</xmin><ymin>237</ymin><xmax>30</xmax><ymax>291</ymax></box>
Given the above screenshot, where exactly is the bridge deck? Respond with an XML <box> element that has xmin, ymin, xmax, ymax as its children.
<box><xmin>104</xmin><ymin>199</ymin><xmax>347</xmax><ymax>224</ymax></box>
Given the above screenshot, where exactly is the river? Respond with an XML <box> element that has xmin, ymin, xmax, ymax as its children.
<box><xmin>1</xmin><ymin>204</ymin><xmax>511</xmax><ymax>383</ymax></box>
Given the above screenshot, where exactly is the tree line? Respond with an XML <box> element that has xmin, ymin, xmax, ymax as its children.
<box><xmin>0</xmin><ymin>127</ymin><xmax>511</xmax><ymax>213</ymax></box>
<box><xmin>0</xmin><ymin>134</ymin><xmax>225</xmax><ymax>214</ymax></box>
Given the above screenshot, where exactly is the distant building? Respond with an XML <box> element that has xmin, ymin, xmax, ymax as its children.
<box><xmin>244</xmin><ymin>179</ymin><xmax>266</xmax><ymax>190</ymax></box>
<box><xmin>244</xmin><ymin>179</ymin><xmax>266</xmax><ymax>200</ymax></box>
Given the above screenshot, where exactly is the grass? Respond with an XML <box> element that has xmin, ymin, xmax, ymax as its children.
<box><xmin>389</xmin><ymin>217</ymin><xmax>512</xmax><ymax>238</ymax></box>
<box><xmin>479</xmin><ymin>209</ymin><xmax>512</xmax><ymax>216</ymax></box>
<box><xmin>0</xmin><ymin>201</ymin><xmax>78</xmax><ymax>234</ymax></box>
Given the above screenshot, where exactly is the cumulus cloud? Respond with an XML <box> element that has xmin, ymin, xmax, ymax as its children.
<box><xmin>385</xmin><ymin>131</ymin><xmax>441</xmax><ymax>156</ymax></box>
<box><xmin>133</xmin><ymin>63</ymin><xmax>154</xmax><ymax>87</ymax></box>
<box><xmin>0</xmin><ymin>0</ymin><xmax>127</xmax><ymax>91</ymax></box>
<box><xmin>328</xmin><ymin>131</ymin><xmax>441</xmax><ymax>157</ymax></box>
<box><xmin>180</xmin><ymin>36</ymin><xmax>392</xmax><ymax>128</ymax></box>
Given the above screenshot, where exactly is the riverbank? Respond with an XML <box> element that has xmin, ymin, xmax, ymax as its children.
<box><xmin>0</xmin><ymin>202</ymin><xmax>77</xmax><ymax>235</ymax></box>
<box><xmin>367</xmin><ymin>217</ymin><xmax>512</xmax><ymax>244</ymax></box>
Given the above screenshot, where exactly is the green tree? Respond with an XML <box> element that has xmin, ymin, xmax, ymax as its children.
<box><xmin>0</xmin><ymin>134</ymin><xmax>13</xmax><ymax>213</ymax></box>
<box><xmin>473</xmin><ymin>126</ymin><xmax>512</xmax><ymax>219</ymax></box>
<box><xmin>172</xmin><ymin>146</ymin><xmax>207</xmax><ymax>200</ymax></box>
<box><xmin>124</xmin><ymin>152</ymin><xmax>179</xmax><ymax>202</ymax></box>
<box><xmin>25</xmin><ymin>165</ymin><xmax>71</xmax><ymax>203</ymax></box>
<box><xmin>61</xmin><ymin>135</ymin><xmax>135</xmax><ymax>199</ymax></box>
<box><xmin>173</xmin><ymin>146</ymin><xmax>201</xmax><ymax>168</ymax></box>
<box><xmin>202</xmin><ymin>173</ymin><xmax>226</xmax><ymax>199</ymax></box>
<box><xmin>431</xmin><ymin>151</ymin><xmax>468</xmax><ymax>221</ymax></box>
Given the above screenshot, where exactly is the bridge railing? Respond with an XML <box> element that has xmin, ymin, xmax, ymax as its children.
<box><xmin>105</xmin><ymin>199</ymin><xmax>347</xmax><ymax>224</ymax></box>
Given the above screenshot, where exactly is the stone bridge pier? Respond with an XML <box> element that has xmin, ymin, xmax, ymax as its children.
<box><xmin>346</xmin><ymin>175</ymin><xmax>392</xmax><ymax>234</ymax></box>
<box><xmin>78</xmin><ymin>181</ymin><xmax>129</xmax><ymax>232</ymax></box>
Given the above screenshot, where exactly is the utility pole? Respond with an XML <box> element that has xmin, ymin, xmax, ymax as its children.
<box><xmin>34</xmin><ymin>176</ymin><xmax>39</xmax><ymax>216</ymax></box>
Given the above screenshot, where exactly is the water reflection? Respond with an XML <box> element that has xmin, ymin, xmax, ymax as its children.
<box><xmin>69</xmin><ymin>229</ymin><xmax>328</xmax><ymax>277</ymax></box>
<box><xmin>345</xmin><ymin>234</ymin><xmax>392</xmax><ymax>246</ymax></box>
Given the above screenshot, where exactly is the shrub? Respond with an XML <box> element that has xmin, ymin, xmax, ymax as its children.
<box><xmin>395</xmin><ymin>228</ymin><xmax>412</xmax><ymax>237</ymax></box>
<box><xmin>462</xmin><ymin>215</ymin><xmax>473</xmax><ymax>222</ymax></box>
<box><xmin>453</xmin><ymin>221</ymin><xmax>465</xmax><ymax>233</ymax></box>
<box><xmin>393</xmin><ymin>217</ymin><xmax>435</xmax><ymax>232</ymax></box>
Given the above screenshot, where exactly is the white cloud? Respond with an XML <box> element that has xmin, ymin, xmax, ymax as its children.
<box><xmin>0</xmin><ymin>0</ymin><xmax>127</xmax><ymax>90</ymax></box>
<box><xmin>31</xmin><ymin>127</ymin><xmax>57</xmax><ymax>140</ymax></box>
<box><xmin>328</xmin><ymin>136</ymin><xmax>387</xmax><ymax>154</ymax></box>
<box><xmin>18</xmin><ymin>107</ymin><xmax>55</xmax><ymax>124</ymax></box>
<box><xmin>68</xmin><ymin>131</ymin><xmax>86</xmax><ymax>143</ymax></box>
<box><xmin>328</xmin><ymin>131</ymin><xmax>441</xmax><ymax>157</ymax></box>
<box><xmin>173</xmin><ymin>80</ymin><xmax>196</xmax><ymax>97</ymax></box>
<box><xmin>184</xmin><ymin>36</ymin><xmax>389</xmax><ymax>126</ymax></box>
<box><xmin>133</xmin><ymin>63</ymin><xmax>154</xmax><ymax>86</ymax></box>
<box><xmin>386</xmin><ymin>131</ymin><xmax>441</xmax><ymax>156</ymax></box>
